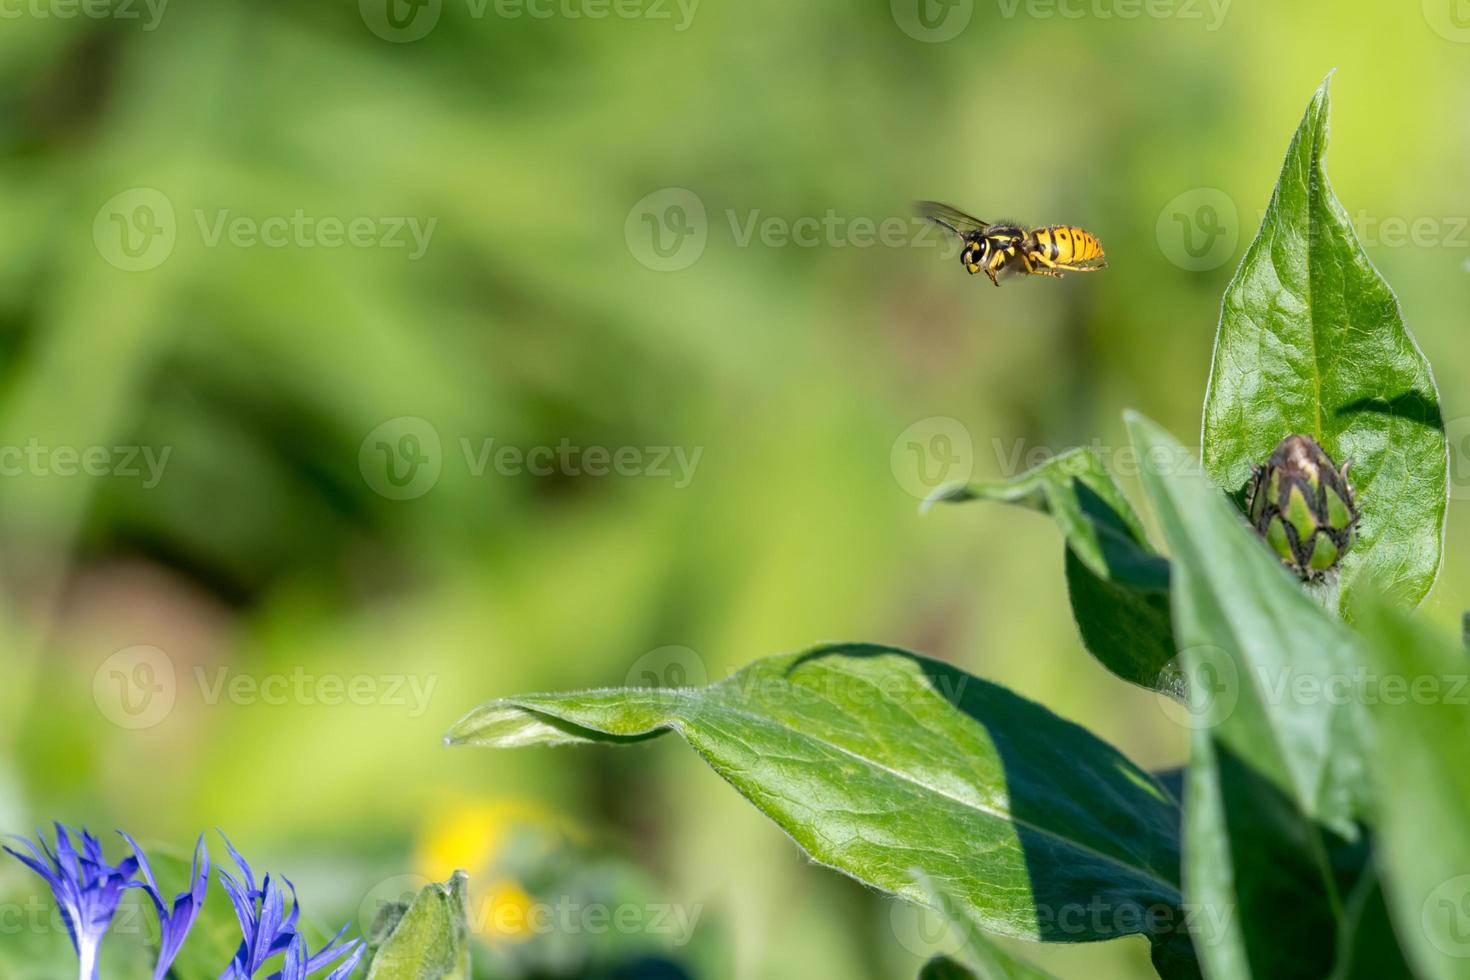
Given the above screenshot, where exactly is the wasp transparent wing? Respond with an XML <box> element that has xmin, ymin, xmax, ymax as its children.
<box><xmin>917</xmin><ymin>201</ymin><xmax>991</xmax><ymax>237</ymax></box>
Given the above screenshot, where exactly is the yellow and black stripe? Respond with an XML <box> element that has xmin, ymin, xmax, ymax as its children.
<box><xmin>1031</xmin><ymin>225</ymin><xmax>1106</xmax><ymax>265</ymax></box>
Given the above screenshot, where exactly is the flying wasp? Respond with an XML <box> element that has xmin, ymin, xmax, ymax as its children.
<box><xmin>918</xmin><ymin>201</ymin><xmax>1107</xmax><ymax>287</ymax></box>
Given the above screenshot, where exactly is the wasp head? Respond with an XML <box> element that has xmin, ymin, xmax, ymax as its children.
<box><xmin>961</xmin><ymin>236</ymin><xmax>989</xmax><ymax>275</ymax></box>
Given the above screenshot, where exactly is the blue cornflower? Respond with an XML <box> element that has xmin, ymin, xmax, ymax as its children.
<box><xmin>120</xmin><ymin>831</ymin><xmax>210</xmax><ymax>980</ymax></box>
<box><xmin>3</xmin><ymin>824</ymin><xmax>140</xmax><ymax>980</ymax></box>
<box><xmin>281</xmin><ymin>933</ymin><xmax>366</xmax><ymax>980</ymax></box>
<box><xmin>216</xmin><ymin>833</ymin><xmax>363</xmax><ymax>979</ymax></box>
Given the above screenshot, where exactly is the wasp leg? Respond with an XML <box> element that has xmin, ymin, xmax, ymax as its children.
<box><xmin>1050</xmin><ymin>261</ymin><xmax>1108</xmax><ymax>273</ymax></box>
<box><xmin>984</xmin><ymin>250</ymin><xmax>1007</xmax><ymax>287</ymax></box>
<box><xmin>1022</xmin><ymin>250</ymin><xmax>1066</xmax><ymax>277</ymax></box>
<box><xmin>1020</xmin><ymin>252</ymin><xmax>1064</xmax><ymax>278</ymax></box>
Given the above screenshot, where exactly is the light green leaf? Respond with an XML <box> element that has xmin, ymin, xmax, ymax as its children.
<box><xmin>1127</xmin><ymin>412</ymin><xmax>1371</xmax><ymax>979</ymax></box>
<box><xmin>913</xmin><ymin>873</ymin><xmax>1061</xmax><ymax>980</ymax></box>
<box><xmin>1201</xmin><ymin>75</ymin><xmax>1447</xmax><ymax>614</ymax></box>
<box><xmin>365</xmin><ymin>872</ymin><xmax>472</xmax><ymax>980</ymax></box>
<box><xmin>1354</xmin><ymin>600</ymin><xmax>1470</xmax><ymax>980</ymax></box>
<box><xmin>927</xmin><ymin>449</ymin><xmax>1182</xmax><ymax>697</ymax></box>
<box><xmin>448</xmin><ymin>646</ymin><xmax>1186</xmax><ymax>949</ymax></box>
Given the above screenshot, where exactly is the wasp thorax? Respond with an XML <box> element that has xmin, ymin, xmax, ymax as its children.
<box><xmin>1246</xmin><ymin>434</ymin><xmax>1358</xmax><ymax>579</ymax></box>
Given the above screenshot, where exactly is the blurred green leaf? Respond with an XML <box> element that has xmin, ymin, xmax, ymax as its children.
<box><xmin>919</xmin><ymin>957</ymin><xmax>983</xmax><ymax>980</ymax></box>
<box><xmin>364</xmin><ymin>871</ymin><xmax>471</xmax><ymax>980</ymax></box>
<box><xmin>928</xmin><ymin>449</ymin><xmax>1181</xmax><ymax>697</ymax></box>
<box><xmin>448</xmin><ymin>646</ymin><xmax>1185</xmax><ymax>948</ymax></box>
<box><xmin>1327</xmin><ymin>859</ymin><xmax>1414</xmax><ymax>980</ymax></box>
<box><xmin>1128</xmin><ymin>412</ymin><xmax>1371</xmax><ymax>979</ymax></box>
<box><xmin>1354</xmin><ymin>600</ymin><xmax>1470</xmax><ymax>980</ymax></box>
<box><xmin>1201</xmin><ymin>76</ymin><xmax>1447</xmax><ymax>615</ymax></box>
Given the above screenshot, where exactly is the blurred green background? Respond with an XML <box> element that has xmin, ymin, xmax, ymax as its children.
<box><xmin>1</xmin><ymin>1</ymin><xmax>1468</xmax><ymax>977</ymax></box>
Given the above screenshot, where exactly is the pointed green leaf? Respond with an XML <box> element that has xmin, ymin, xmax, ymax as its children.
<box><xmin>1354</xmin><ymin>601</ymin><xmax>1470</xmax><ymax>980</ymax></box>
<box><xmin>449</xmin><ymin>646</ymin><xmax>1185</xmax><ymax>948</ymax></box>
<box><xmin>927</xmin><ymin>449</ymin><xmax>1182</xmax><ymax>697</ymax></box>
<box><xmin>1127</xmin><ymin>412</ymin><xmax>1372</xmax><ymax>979</ymax></box>
<box><xmin>1201</xmin><ymin>76</ymin><xmax>1447</xmax><ymax>614</ymax></box>
<box><xmin>365</xmin><ymin>872</ymin><xmax>472</xmax><ymax>980</ymax></box>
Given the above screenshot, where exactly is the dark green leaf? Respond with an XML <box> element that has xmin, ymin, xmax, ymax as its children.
<box><xmin>448</xmin><ymin>646</ymin><xmax>1184</xmax><ymax>947</ymax></box>
<box><xmin>1355</xmin><ymin>601</ymin><xmax>1470</xmax><ymax>980</ymax></box>
<box><xmin>920</xmin><ymin>957</ymin><xmax>983</xmax><ymax>980</ymax></box>
<box><xmin>1127</xmin><ymin>412</ymin><xmax>1371</xmax><ymax>979</ymax></box>
<box><xmin>1327</xmin><ymin>858</ymin><xmax>1415</xmax><ymax>980</ymax></box>
<box><xmin>927</xmin><ymin>449</ymin><xmax>1182</xmax><ymax>697</ymax></box>
<box><xmin>1201</xmin><ymin>75</ymin><xmax>1447</xmax><ymax>614</ymax></box>
<box><xmin>364</xmin><ymin>872</ymin><xmax>472</xmax><ymax>980</ymax></box>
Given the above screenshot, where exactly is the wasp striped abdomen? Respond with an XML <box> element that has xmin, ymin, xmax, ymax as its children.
<box><xmin>1033</xmin><ymin>226</ymin><xmax>1106</xmax><ymax>264</ymax></box>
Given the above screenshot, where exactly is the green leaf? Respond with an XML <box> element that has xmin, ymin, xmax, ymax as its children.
<box><xmin>919</xmin><ymin>957</ymin><xmax>984</xmax><ymax>980</ymax></box>
<box><xmin>365</xmin><ymin>872</ymin><xmax>472</xmax><ymax>980</ymax></box>
<box><xmin>1327</xmin><ymin>858</ymin><xmax>1415</xmax><ymax>980</ymax></box>
<box><xmin>912</xmin><ymin>873</ymin><xmax>1061</xmax><ymax>980</ymax></box>
<box><xmin>1354</xmin><ymin>601</ymin><xmax>1470</xmax><ymax>980</ymax></box>
<box><xmin>448</xmin><ymin>646</ymin><xmax>1185</xmax><ymax>948</ymax></box>
<box><xmin>926</xmin><ymin>449</ymin><xmax>1183</xmax><ymax>697</ymax></box>
<box><xmin>1127</xmin><ymin>412</ymin><xmax>1372</xmax><ymax>979</ymax></box>
<box><xmin>1201</xmin><ymin>75</ymin><xmax>1447</xmax><ymax>614</ymax></box>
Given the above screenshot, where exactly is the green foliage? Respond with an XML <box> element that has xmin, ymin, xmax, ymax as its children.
<box><xmin>1354</xmin><ymin>602</ymin><xmax>1470</xmax><ymax>980</ymax></box>
<box><xmin>450</xmin><ymin>77</ymin><xmax>1467</xmax><ymax>980</ymax></box>
<box><xmin>1127</xmin><ymin>413</ymin><xmax>1371</xmax><ymax>978</ymax></box>
<box><xmin>364</xmin><ymin>872</ymin><xmax>472</xmax><ymax>980</ymax></box>
<box><xmin>1201</xmin><ymin>78</ymin><xmax>1447</xmax><ymax>615</ymax></box>
<box><xmin>914</xmin><ymin>874</ymin><xmax>1060</xmax><ymax>980</ymax></box>
<box><xmin>448</xmin><ymin>647</ymin><xmax>1184</xmax><ymax>948</ymax></box>
<box><xmin>927</xmin><ymin>448</ymin><xmax>1181</xmax><ymax>697</ymax></box>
